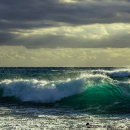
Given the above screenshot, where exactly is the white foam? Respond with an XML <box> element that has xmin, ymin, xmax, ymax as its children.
<box><xmin>0</xmin><ymin>78</ymin><xmax>87</xmax><ymax>103</ymax></box>
<box><xmin>80</xmin><ymin>73</ymin><xmax>108</xmax><ymax>78</ymax></box>
<box><xmin>93</xmin><ymin>69</ymin><xmax>130</xmax><ymax>77</ymax></box>
<box><xmin>1</xmin><ymin>106</ymin><xmax>129</xmax><ymax>130</ymax></box>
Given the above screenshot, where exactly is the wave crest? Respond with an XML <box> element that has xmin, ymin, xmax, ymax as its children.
<box><xmin>0</xmin><ymin>78</ymin><xmax>86</xmax><ymax>103</ymax></box>
<box><xmin>93</xmin><ymin>68</ymin><xmax>130</xmax><ymax>77</ymax></box>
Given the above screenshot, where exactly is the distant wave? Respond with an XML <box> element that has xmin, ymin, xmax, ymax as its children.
<box><xmin>92</xmin><ymin>68</ymin><xmax>130</xmax><ymax>77</ymax></box>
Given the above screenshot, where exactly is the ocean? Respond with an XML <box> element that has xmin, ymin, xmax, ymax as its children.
<box><xmin>0</xmin><ymin>67</ymin><xmax>130</xmax><ymax>130</ymax></box>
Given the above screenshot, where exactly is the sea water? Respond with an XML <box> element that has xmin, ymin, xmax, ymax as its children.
<box><xmin>0</xmin><ymin>67</ymin><xmax>130</xmax><ymax>129</ymax></box>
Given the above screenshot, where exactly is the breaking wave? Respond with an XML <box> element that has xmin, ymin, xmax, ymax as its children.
<box><xmin>1</xmin><ymin>68</ymin><xmax>130</xmax><ymax>113</ymax></box>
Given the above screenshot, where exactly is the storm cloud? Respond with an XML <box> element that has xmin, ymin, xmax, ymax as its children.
<box><xmin>0</xmin><ymin>0</ymin><xmax>130</xmax><ymax>48</ymax></box>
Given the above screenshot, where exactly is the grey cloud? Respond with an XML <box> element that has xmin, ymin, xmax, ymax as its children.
<box><xmin>0</xmin><ymin>0</ymin><xmax>130</xmax><ymax>28</ymax></box>
<box><xmin>0</xmin><ymin>20</ymin><xmax>54</xmax><ymax>30</ymax></box>
<box><xmin>0</xmin><ymin>32</ymin><xmax>18</xmax><ymax>44</ymax></box>
<box><xmin>0</xmin><ymin>0</ymin><xmax>130</xmax><ymax>48</ymax></box>
<box><xmin>1</xmin><ymin>32</ymin><xmax>130</xmax><ymax>48</ymax></box>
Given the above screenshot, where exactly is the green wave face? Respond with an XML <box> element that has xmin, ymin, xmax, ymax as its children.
<box><xmin>58</xmin><ymin>79</ymin><xmax>130</xmax><ymax>114</ymax></box>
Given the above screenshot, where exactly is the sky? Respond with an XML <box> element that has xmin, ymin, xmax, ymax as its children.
<box><xmin>0</xmin><ymin>0</ymin><xmax>130</xmax><ymax>67</ymax></box>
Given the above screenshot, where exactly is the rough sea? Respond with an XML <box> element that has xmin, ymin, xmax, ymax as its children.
<box><xmin>0</xmin><ymin>67</ymin><xmax>130</xmax><ymax>130</ymax></box>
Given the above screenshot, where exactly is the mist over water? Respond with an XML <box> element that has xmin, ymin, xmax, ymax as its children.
<box><xmin>1</xmin><ymin>67</ymin><xmax>130</xmax><ymax>129</ymax></box>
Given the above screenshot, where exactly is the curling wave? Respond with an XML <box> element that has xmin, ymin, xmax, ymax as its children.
<box><xmin>0</xmin><ymin>73</ymin><xmax>130</xmax><ymax>113</ymax></box>
<box><xmin>0</xmin><ymin>78</ymin><xmax>87</xmax><ymax>103</ymax></box>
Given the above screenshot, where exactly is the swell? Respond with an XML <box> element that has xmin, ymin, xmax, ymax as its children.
<box><xmin>0</xmin><ymin>74</ymin><xmax>130</xmax><ymax>113</ymax></box>
<box><xmin>92</xmin><ymin>68</ymin><xmax>130</xmax><ymax>77</ymax></box>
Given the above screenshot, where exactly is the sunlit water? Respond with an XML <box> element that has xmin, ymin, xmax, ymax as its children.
<box><xmin>1</xmin><ymin>104</ymin><xmax>130</xmax><ymax>130</ymax></box>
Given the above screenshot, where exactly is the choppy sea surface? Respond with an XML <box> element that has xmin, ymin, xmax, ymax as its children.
<box><xmin>1</xmin><ymin>67</ymin><xmax>130</xmax><ymax>129</ymax></box>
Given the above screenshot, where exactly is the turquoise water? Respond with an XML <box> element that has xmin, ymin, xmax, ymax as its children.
<box><xmin>0</xmin><ymin>67</ymin><xmax>130</xmax><ymax>129</ymax></box>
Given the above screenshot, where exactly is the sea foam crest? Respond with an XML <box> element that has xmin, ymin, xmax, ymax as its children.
<box><xmin>93</xmin><ymin>69</ymin><xmax>130</xmax><ymax>77</ymax></box>
<box><xmin>0</xmin><ymin>78</ymin><xmax>87</xmax><ymax>103</ymax></box>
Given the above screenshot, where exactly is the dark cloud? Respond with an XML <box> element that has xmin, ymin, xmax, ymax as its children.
<box><xmin>0</xmin><ymin>0</ymin><xmax>130</xmax><ymax>48</ymax></box>
<box><xmin>0</xmin><ymin>0</ymin><xmax>130</xmax><ymax>28</ymax></box>
<box><xmin>0</xmin><ymin>32</ymin><xmax>18</xmax><ymax>44</ymax></box>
